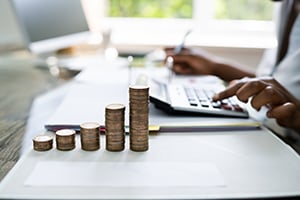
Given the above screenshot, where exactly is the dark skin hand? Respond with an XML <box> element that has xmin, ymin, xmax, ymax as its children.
<box><xmin>164</xmin><ymin>47</ymin><xmax>300</xmax><ymax>133</ymax></box>
<box><xmin>165</xmin><ymin>47</ymin><xmax>216</xmax><ymax>75</ymax></box>
<box><xmin>213</xmin><ymin>77</ymin><xmax>300</xmax><ymax>133</ymax></box>
<box><xmin>165</xmin><ymin>47</ymin><xmax>255</xmax><ymax>82</ymax></box>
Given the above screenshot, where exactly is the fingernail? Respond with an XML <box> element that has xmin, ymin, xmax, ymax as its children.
<box><xmin>212</xmin><ymin>94</ymin><xmax>219</xmax><ymax>101</ymax></box>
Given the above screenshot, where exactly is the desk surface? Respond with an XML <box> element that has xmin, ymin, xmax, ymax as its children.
<box><xmin>0</xmin><ymin>51</ymin><xmax>66</xmax><ymax>181</ymax></box>
<box><xmin>0</xmin><ymin>129</ymin><xmax>300</xmax><ymax>199</ymax></box>
<box><xmin>1</xmin><ymin>52</ymin><xmax>300</xmax><ymax>199</ymax></box>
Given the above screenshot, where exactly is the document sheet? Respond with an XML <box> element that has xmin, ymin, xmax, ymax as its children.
<box><xmin>25</xmin><ymin>161</ymin><xmax>225</xmax><ymax>187</ymax></box>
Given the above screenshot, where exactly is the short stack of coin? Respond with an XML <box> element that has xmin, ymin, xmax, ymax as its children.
<box><xmin>55</xmin><ymin>129</ymin><xmax>76</xmax><ymax>151</ymax></box>
<box><xmin>105</xmin><ymin>104</ymin><xmax>126</xmax><ymax>151</ymax></box>
<box><xmin>80</xmin><ymin>122</ymin><xmax>100</xmax><ymax>151</ymax></box>
<box><xmin>129</xmin><ymin>85</ymin><xmax>149</xmax><ymax>152</ymax></box>
<box><xmin>33</xmin><ymin>135</ymin><xmax>53</xmax><ymax>151</ymax></box>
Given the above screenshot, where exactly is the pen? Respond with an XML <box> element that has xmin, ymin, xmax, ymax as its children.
<box><xmin>168</xmin><ymin>29</ymin><xmax>192</xmax><ymax>82</ymax></box>
<box><xmin>166</xmin><ymin>56</ymin><xmax>174</xmax><ymax>83</ymax></box>
<box><xmin>127</xmin><ymin>55</ymin><xmax>133</xmax><ymax>86</ymax></box>
<box><xmin>173</xmin><ymin>29</ymin><xmax>192</xmax><ymax>54</ymax></box>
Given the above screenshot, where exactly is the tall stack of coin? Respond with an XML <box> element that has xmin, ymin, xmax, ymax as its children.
<box><xmin>33</xmin><ymin>135</ymin><xmax>53</xmax><ymax>151</ymax></box>
<box><xmin>55</xmin><ymin>129</ymin><xmax>76</xmax><ymax>151</ymax></box>
<box><xmin>129</xmin><ymin>85</ymin><xmax>149</xmax><ymax>152</ymax></box>
<box><xmin>105</xmin><ymin>104</ymin><xmax>125</xmax><ymax>151</ymax></box>
<box><xmin>80</xmin><ymin>122</ymin><xmax>100</xmax><ymax>151</ymax></box>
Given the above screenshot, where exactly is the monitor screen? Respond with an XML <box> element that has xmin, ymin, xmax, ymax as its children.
<box><xmin>11</xmin><ymin>0</ymin><xmax>90</xmax><ymax>54</ymax></box>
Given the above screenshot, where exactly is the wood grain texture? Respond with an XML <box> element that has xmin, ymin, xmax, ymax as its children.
<box><xmin>0</xmin><ymin>52</ymin><xmax>64</xmax><ymax>181</ymax></box>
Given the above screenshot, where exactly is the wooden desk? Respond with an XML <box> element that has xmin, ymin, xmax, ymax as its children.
<box><xmin>0</xmin><ymin>51</ymin><xmax>65</xmax><ymax>181</ymax></box>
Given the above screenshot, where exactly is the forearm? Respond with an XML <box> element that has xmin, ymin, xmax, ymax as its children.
<box><xmin>212</xmin><ymin>59</ymin><xmax>256</xmax><ymax>82</ymax></box>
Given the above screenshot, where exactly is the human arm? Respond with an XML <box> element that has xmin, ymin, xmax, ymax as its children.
<box><xmin>165</xmin><ymin>47</ymin><xmax>255</xmax><ymax>82</ymax></box>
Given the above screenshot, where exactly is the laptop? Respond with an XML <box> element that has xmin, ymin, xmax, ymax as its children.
<box><xmin>149</xmin><ymin>78</ymin><xmax>249</xmax><ymax>118</ymax></box>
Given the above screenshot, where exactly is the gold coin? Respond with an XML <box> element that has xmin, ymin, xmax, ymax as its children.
<box><xmin>56</xmin><ymin>129</ymin><xmax>76</xmax><ymax>136</ymax></box>
<box><xmin>106</xmin><ymin>103</ymin><xmax>126</xmax><ymax>110</ymax></box>
<box><xmin>80</xmin><ymin>122</ymin><xmax>100</xmax><ymax>129</ymax></box>
<box><xmin>33</xmin><ymin>135</ymin><xmax>53</xmax><ymax>151</ymax></box>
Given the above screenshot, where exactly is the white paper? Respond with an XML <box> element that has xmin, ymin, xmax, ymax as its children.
<box><xmin>46</xmin><ymin>82</ymin><xmax>128</xmax><ymax>126</ymax></box>
<box><xmin>46</xmin><ymin>65</ymin><xmax>230</xmax><ymax>128</ymax></box>
<box><xmin>25</xmin><ymin>161</ymin><xmax>225</xmax><ymax>187</ymax></box>
<box><xmin>74</xmin><ymin>62</ymin><xmax>130</xmax><ymax>86</ymax></box>
<box><xmin>46</xmin><ymin>60</ymin><xmax>131</xmax><ymax>127</ymax></box>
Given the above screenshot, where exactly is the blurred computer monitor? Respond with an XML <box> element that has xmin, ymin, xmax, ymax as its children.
<box><xmin>11</xmin><ymin>0</ymin><xmax>90</xmax><ymax>56</ymax></box>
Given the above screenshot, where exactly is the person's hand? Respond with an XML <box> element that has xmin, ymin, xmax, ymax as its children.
<box><xmin>213</xmin><ymin>77</ymin><xmax>300</xmax><ymax>133</ymax></box>
<box><xmin>164</xmin><ymin>47</ymin><xmax>255</xmax><ymax>82</ymax></box>
<box><xmin>267</xmin><ymin>102</ymin><xmax>300</xmax><ymax>132</ymax></box>
<box><xmin>164</xmin><ymin>47</ymin><xmax>217</xmax><ymax>75</ymax></box>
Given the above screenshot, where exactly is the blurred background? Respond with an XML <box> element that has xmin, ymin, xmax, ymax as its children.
<box><xmin>0</xmin><ymin>0</ymin><xmax>279</xmax><ymax>68</ymax></box>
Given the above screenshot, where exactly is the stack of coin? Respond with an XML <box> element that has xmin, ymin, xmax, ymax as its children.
<box><xmin>80</xmin><ymin>122</ymin><xmax>100</xmax><ymax>151</ymax></box>
<box><xmin>33</xmin><ymin>135</ymin><xmax>53</xmax><ymax>151</ymax></box>
<box><xmin>129</xmin><ymin>85</ymin><xmax>149</xmax><ymax>152</ymax></box>
<box><xmin>105</xmin><ymin>104</ymin><xmax>126</xmax><ymax>151</ymax></box>
<box><xmin>55</xmin><ymin>129</ymin><xmax>76</xmax><ymax>151</ymax></box>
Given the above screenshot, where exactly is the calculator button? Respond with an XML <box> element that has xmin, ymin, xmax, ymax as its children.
<box><xmin>221</xmin><ymin>99</ymin><xmax>229</xmax><ymax>105</ymax></box>
<box><xmin>195</xmin><ymin>89</ymin><xmax>206</xmax><ymax>99</ymax></box>
<box><xmin>221</xmin><ymin>104</ymin><xmax>232</xmax><ymax>110</ymax></box>
<box><xmin>211</xmin><ymin>101</ymin><xmax>221</xmax><ymax>108</ymax></box>
<box><xmin>200</xmin><ymin>101</ymin><xmax>210</xmax><ymax>107</ymax></box>
<box><xmin>233</xmin><ymin>105</ymin><xmax>244</xmax><ymax>112</ymax></box>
